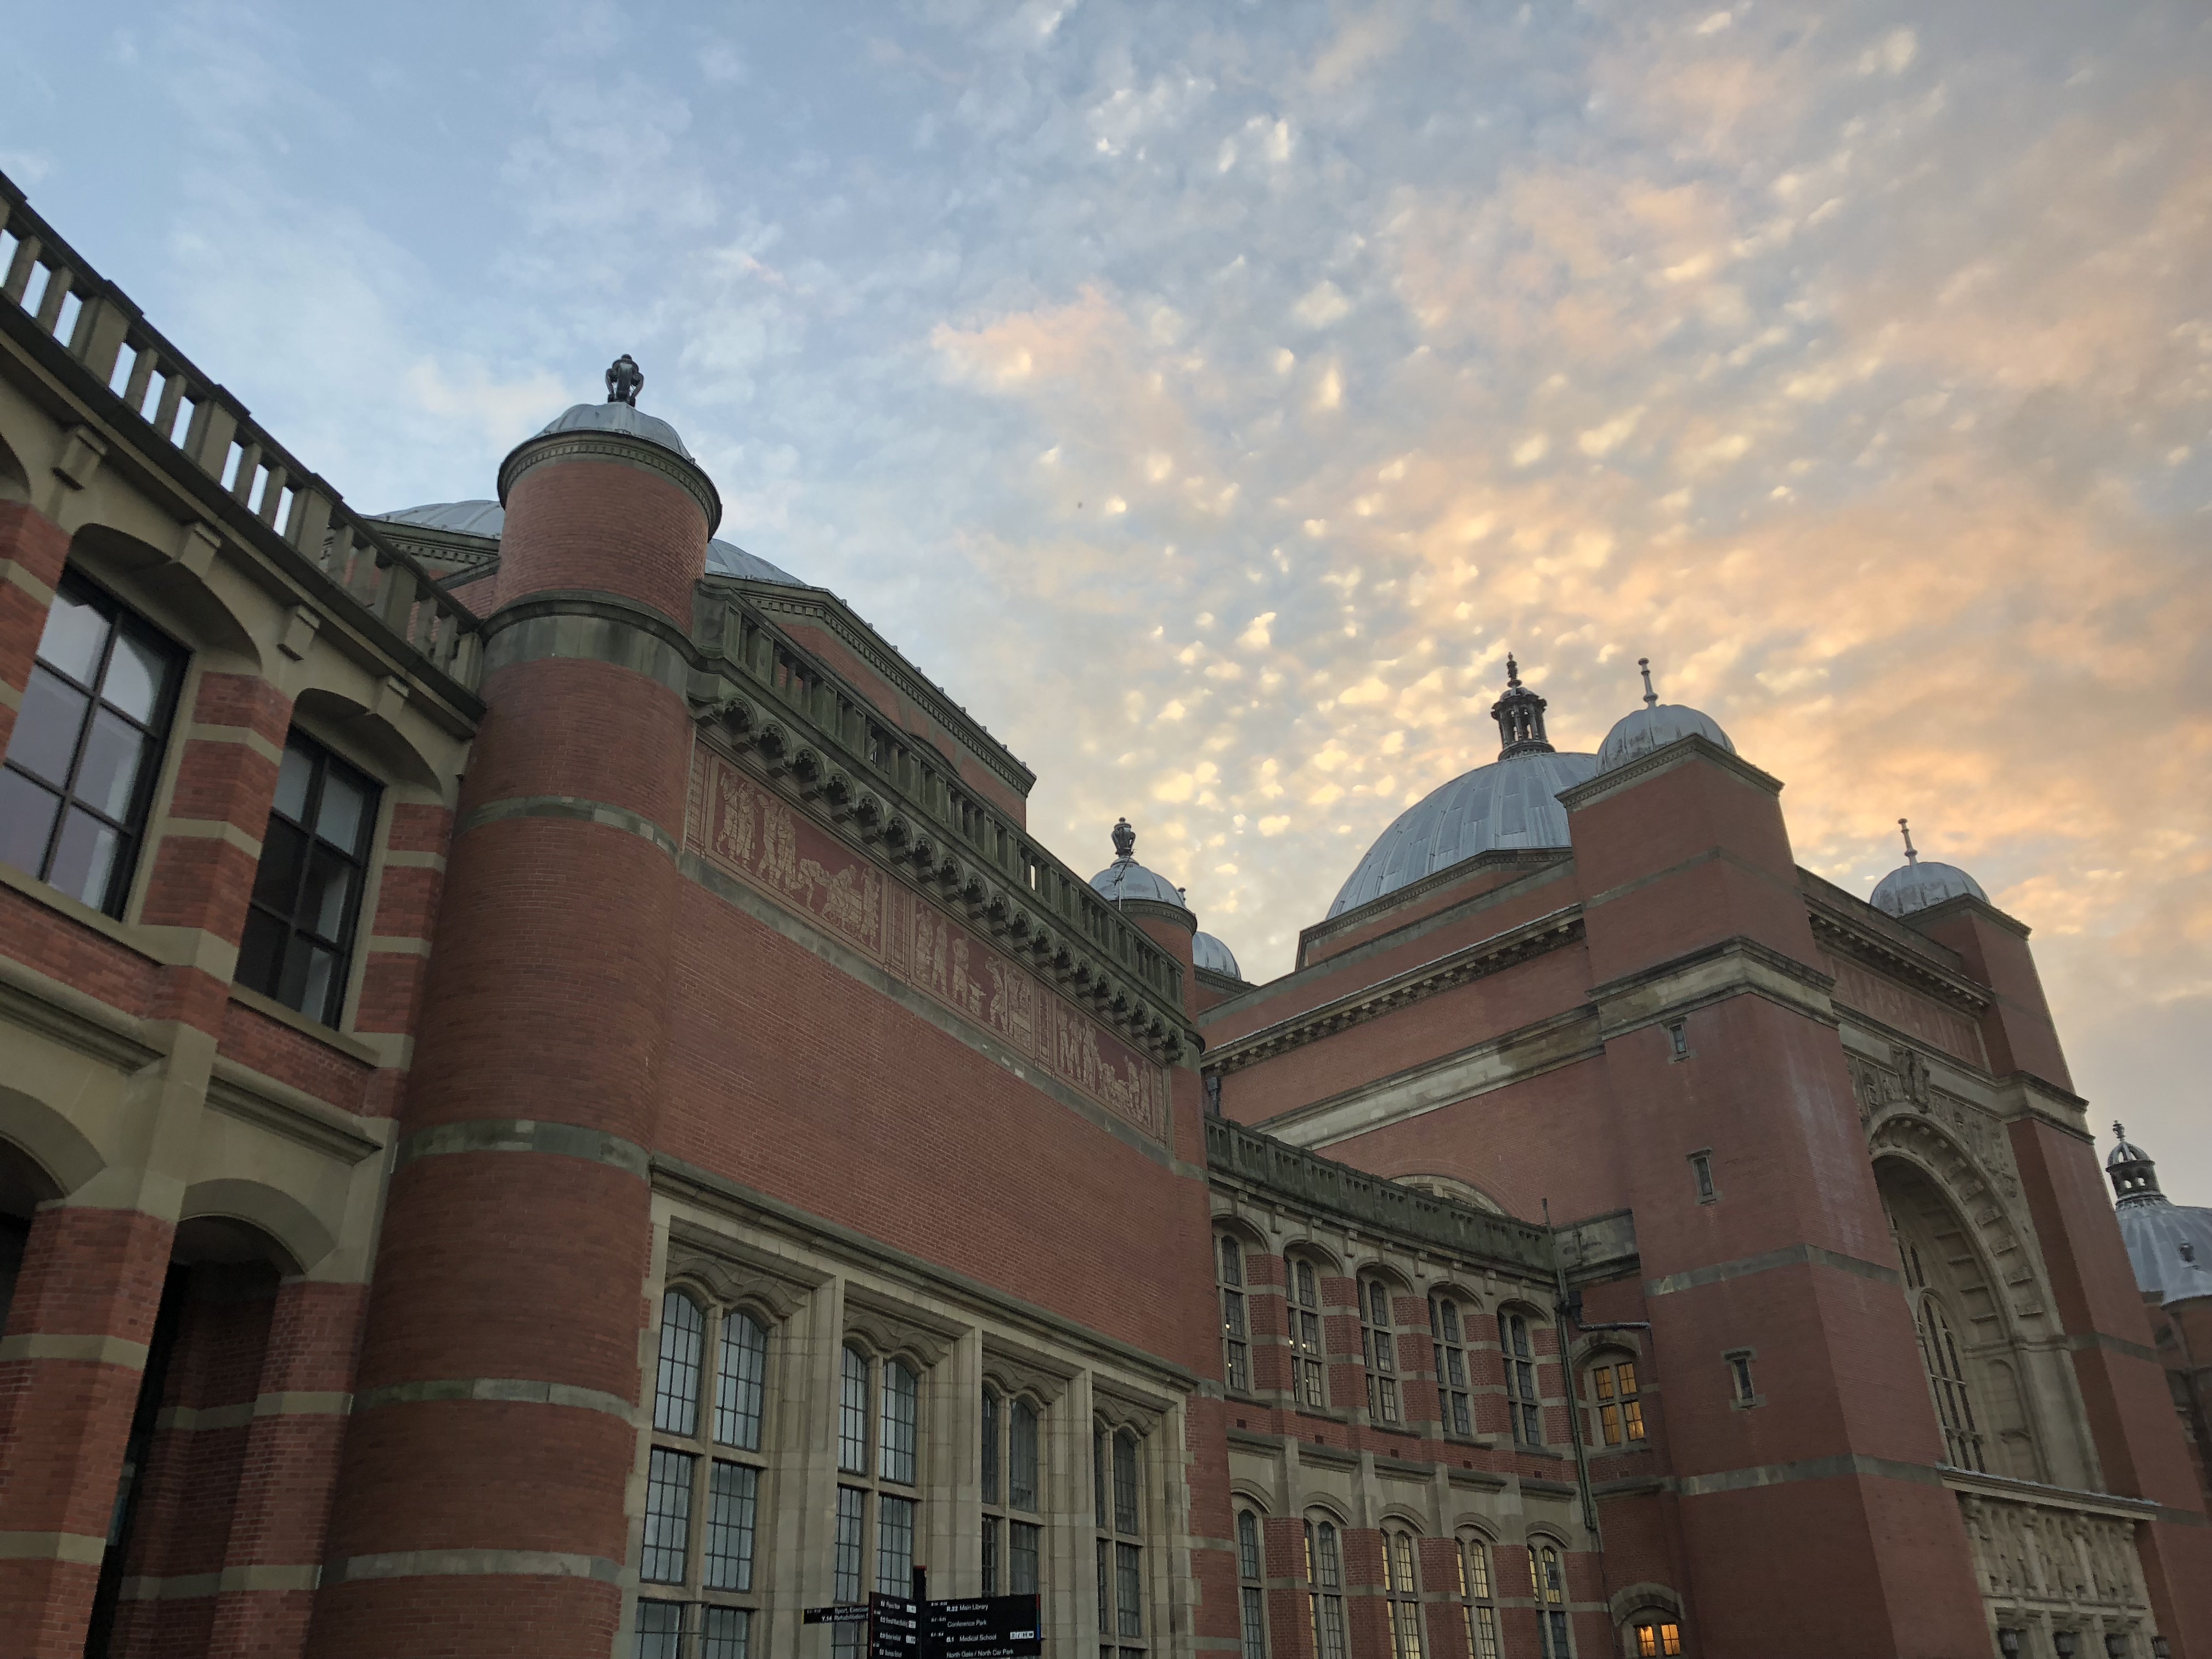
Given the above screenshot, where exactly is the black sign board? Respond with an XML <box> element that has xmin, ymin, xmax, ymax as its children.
<box><xmin>870</xmin><ymin>1593</ymin><xmax>923</xmax><ymax>1657</ymax></box>
<box><xmin>930</xmin><ymin>1593</ymin><xmax>1043</xmax><ymax>1658</ymax></box>
<box><xmin>803</xmin><ymin>1604</ymin><xmax>872</xmax><ymax>1626</ymax></box>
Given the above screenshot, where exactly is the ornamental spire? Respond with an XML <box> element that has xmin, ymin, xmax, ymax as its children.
<box><xmin>2107</xmin><ymin>1122</ymin><xmax>2165</xmax><ymax>1207</ymax></box>
<box><xmin>1899</xmin><ymin>817</ymin><xmax>1919</xmax><ymax>865</ymax></box>
<box><xmin>1489</xmin><ymin>652</ymin><xmax>1555</xmax><ymax>759</ymax></box>
<box><xmin>1638</xmin><ymin>657</ymin><xmax>1658</xmax><ymax>709</ymax></box>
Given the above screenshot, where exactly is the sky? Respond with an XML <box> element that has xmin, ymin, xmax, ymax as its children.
<box><xmin>4</xmin><ymin>1</ymin><xmax>2207</xmax><ymax>1197</ymax></box>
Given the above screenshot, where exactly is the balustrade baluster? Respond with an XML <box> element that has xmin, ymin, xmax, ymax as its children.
<box><xmin>229</xmin><ymin>441</ymin><xmax>263</xmax><ymax>503</ymax></box>
<box><xmin>33</xmin><ymin>261</ymin><xmax>73</xmax><ymax>332</ymax></box>
<box><xmin>120</xmin><ymin>339</ymin><xmax>157</xmax><ymax>414</ymax></box>
<box><xmin>2</xmin><ymin>233</ymin><xmax>40</xmax><ymax>304</ymax></box>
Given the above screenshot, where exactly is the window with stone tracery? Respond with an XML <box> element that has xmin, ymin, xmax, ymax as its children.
<box><xmin>1095</xmin><ymin>1421</ymin><xmax>1148</xmax><ymax>1658</ymax></box>
<box><xmin>1915</xmin><ymin>1292</ymin><xmax>1985</xmax><ymax>1472</ymax></box>
<box><xmin>1499</xmin><ymin>1311</ymin><xmax>1544</xmax><ymax>1446</ymax></box>
<box><xmin>1383</xmin><ymin>1527</ymin><xmax>1425</xmax><ymax>1659</ymax></box>
<box><xmin>1455</xmin><ymin>1533</ymin><xmax>1499</xmax><ymax>1659</ymax></box>
<box><xmin>1218</xmin><ymin>1234</ymin><xmax>1251</xmax><ymax>1393</ymax></box>
<box><xmin>981</xmin><ymin>1384</ymin><xmax>1043</xmax><ymax>1598</ymax></box>
<box><xmin>1586</xmin><ymin>1356</ymin><xmax>1645</xmax><ymax>1447</ymax></box>
<box><xmin>833</xmin><ymin>1341</ymin><xmax>924</xmax><ymax>1657</ymax></box>
<box><xmin>1527</xmin><ymin>1541</ymin><xmax>1572</xmax><ymax>1658</ymax></box>
<box><xmin>1361</xmin><ymin>1274</ymin><xmax>1401</xmax><ymax>1425</ymax></box>
<box><xmin>1290</xmin><ymin>1259</ymin><xmax>1327</xmax><ymax>1408</ymax></box>
<box><xmin>1430</xmin><ymin>1295</ymin><xmax>1474</xmax><ymax>1438</ymax></box>
<box><xmin>636</xmin><ymin>1286</ymin><xmax>773</xmax><ymax>1658</ymax></box>
<box><xmin>1303</xmin><ymin>1516</ymin><xmax>1348</xmax><ymax>1659</ymax></box>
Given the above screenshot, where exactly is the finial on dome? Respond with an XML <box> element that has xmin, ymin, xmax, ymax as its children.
<box><xmin>1490</xmin><ymin>654</ymin><xmax>1555</xmax><ymax>759</ymax></box>
<box><xmin>1899</xmin><ymin>817</ymin><xmax>1919</xmax><ymax>865</ymax></box>
<box><xmin>606</xmin><ymin>354</ymin><xmax>644</xmax><ymax>407</ymax></box>
<box><xmin>1111</xmin><ymin>816</ymin><xmax>1136</xmax><ymax>861</ymax></box>
<box><xmin>2115</xmin><ymin>1120</ymin><xmax>2126</xmax><ymax>1141</ymax></box>
<box><xmin>1638</xmin><ymin>657</ymin><xmax>1658</xmax><ymax>709</ymax></box>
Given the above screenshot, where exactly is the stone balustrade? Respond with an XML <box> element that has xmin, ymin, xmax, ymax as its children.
<box><xmin>0</xmin><ymin>169</ymin><xmax>481</xmax><ymax>691</ymax></box>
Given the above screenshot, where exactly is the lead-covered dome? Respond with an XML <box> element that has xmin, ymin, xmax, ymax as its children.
<box><xmin>2107</xmin><ymin>1125</ymin><xmax>2212</xmax><ymax>1306</ymax></box>
<box><xmin>1596</xmin><ymin>659</ymin><xmax>1734</xmax><ymax>774</ymax></box>
<box><xmin>535</xmin><ymin>398</ymin><xmax>695</xmax><ymax>461</ymax></box>
<box><xmin>1090</xmin><ymin>818</ymin><xmax>1192</xmax><ymax>914</ymax></box>
<box><xmin>1870</xmin><ymin>819</ymin><xmax>1986</xmax><ymax>918</ymax></box>
<box><xmin>371</xmin><ymin>500</ymin><xmax>802</xmax><ymax>587</ymax></box>
<box><xmin>1328</xmin><ymin>656</ymin><xmax>1593</xmax><ymax>919</ymax></box>
<box><xmin>1193</xmin><ymin>932</ymin><xmax>1244</xmax><ymax>981</ymax></box>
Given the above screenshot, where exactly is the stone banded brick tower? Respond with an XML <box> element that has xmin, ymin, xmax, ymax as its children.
<box><xmin>306</xmin><ymin>371</ymin><xmax>718</xmax><ymax>1655</ymax></box>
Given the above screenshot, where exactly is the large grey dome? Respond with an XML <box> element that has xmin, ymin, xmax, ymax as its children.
<box><xmin>2107</xmin><ymin>1126</ymin><xmax>2212</xmax><ymax>1306</ymax></box>
<box><xmin>371</xmin><ymin>500</ymin><xmax>801</xmax><ymax>587</ymax></box>
<box><xmin>1327</xmin><ymin>750</ymin><xmax>1596</xmax><ymax>919</ymax></box>
<box><xmin>1193</xmin><ymin>932</ymin><xmax>1244</xmax><ymax>981</ymax></box>
<box><xmin>536</xmin><ymin>399</ymin><xmax>696</xmax><ymax>461</ymax></box>
<box><xmin>1597</xmin><ymin>704</ymin><xmax>1734</xmax><ymax>773</ymax></box>
<box><xmin>1871</xmin><ymin>860</ymin><xmax>1987</xmax><ymax>918</ymax></box>
<box><xmin>1090</xmin><ymin>818</ymin><xmax>1192</xmax><ymax>914</ymax></box>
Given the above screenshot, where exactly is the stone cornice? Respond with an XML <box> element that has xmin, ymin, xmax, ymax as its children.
<box><xmin>1202</xmin><ymin>907</ymin><xmax>1584</xmax><ymax>1077</ymax></box>
<box><xmin>1588</xmin><ymin>934</ymin><xmax>1837</xmax><ymax>1040</ymax></box>
<box><xmin>1556</xmin><ymin>733</ymin><xmax>1782</xmax><ymax>812</ymax></box>
<box><xmin>1806</xmin><ymin>901</ymin><xmax>1993</xmax><ymax>1017</ymax></box>
<box><xmin>1112</xmin><ymin>895</ymin><xmax>1196</xmax><ymax>933</ymax></box>
<box><xmin>732</xmin><ymin>584</ymin><xmax>1035</xmax><ymax>799</ymax></box>
<box><xmin>498</xmin><ymin>429</ymin><xmax>723</xmax><ymax>534</ymax></box>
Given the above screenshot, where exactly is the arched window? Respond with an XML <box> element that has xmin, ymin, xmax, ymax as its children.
<box><xmin>1384</xmin><ymin>1528</ymin><xmax>1425</xmax><ymax>1659</ymax></box>
<box><xmin>1916</xmin><ymin>1293</ymin><xmax>1985</xmax><ymax>1472</ymax></box>
<box><xmin>1291</xmin><ymin>1260</ymin><xmax>1327</xmax><ymax>1408</ymax></box>
<box><xmin>1096</xmin><ymin>1424</ymin><xmax>1147</xmax><ymax>1654</ymax></box>
<box><xmin>3</xmin><ymin>568</ymin><xmax>186</xmax><ymax>918</ymax></box>
<box><xmin>1527</xmin><ymin>1542</ymin><xmax>1570</xmax><ymax>1658</ymax></box>
<box><xmin>1631</xmin><ymin>1613</ymin><xmax>1684</xmax><ymax>1656</ymax></box>
<box><xmin>1362</xmin><ymin>1276</ymin><xmax>1401</xmax><ymax>1425</ymax></box>
<box><xmin>1235</xmin><ymin>1509</ymin><xmax>1268</xmax><ymax>1659</ymax></box>
<box><xmin>1586</xmin><ymin>1356</ymin><xmax>1645</xmax><ymax>1447</ymax></box>
<box><xmin>832</xmin><ymin>1345</ymin><xmax>923</xmax><ymax>1658</ymax></box>
<box><xmin>1455</xmin><ymin>1534</ymin><xmax>1499</xmax><ymax>1659</ymax></box>
<box><xmin>636</xmin><ymin>1288</ymin><xmax>774</xmax><ymax>1657</ymax></box>
<box><xmin>982</xmin><ymin>1386</ymin><xmax>1043</xmax><ymax>1595</ymax></box>
<box><xmin>1430</xmin><ymin>1295</ymin><xmax>1472</xmax><ymax>1438</ymax></box>
<box><xmin>1499</xmin><ymin>1312</ymin><xmax>1543</xmax><ymax>1446</ymax></box>
<box><xmin>1304</xmin><ymin>1516</ymin><xmax>1348</xmax><ymax>1659</ymax></box>
<box><xmin>1218</xmin><ymin>1235</ymin><xmax>1250</xmax><ymax>1393</ymax></box>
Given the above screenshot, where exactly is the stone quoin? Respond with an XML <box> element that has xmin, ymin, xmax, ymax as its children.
<box><xmin>1</xmin><ymin>165</ymin><xmax>2207</xmax><ymax>1659</ymax></box>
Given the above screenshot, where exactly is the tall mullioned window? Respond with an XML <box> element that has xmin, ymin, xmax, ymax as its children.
<box><xmin>1916</xmin><ymin>1295</ymin><xmax>1984</xmax><ymax>1471</ymax></box>
<box><xmin>238</xmin><ymin>731</ymin><xmax>379</xmax><ymax>1026</ymax></box>
<box><xmin>1529</xmin><ymin>1543</ymin><xmax>1571</xmax><ymax>1658</ymax></box>
<box><xmin>1290</xmin><ymin>1261</ymin><xmax>1326</xmax><ymax>1409</ymax></box>
<box><xmin>1499</xmin><ymin>1312</ymin><xmax>1543</xmax><ymax>1446</ymax></box>
<box><xmin>1304</xmin><ymin>1516</ymin><xmax>1347</xmax><ymax>1659</ymax></box>
<box><xmin>981</xmin><ymin>1384</ymin><xmax>1043</xmax><ymax>1597</ymax></box>
<box><xmin>1384</xmin><ymin>1528</ymin><xmax>1425</xmax><ymax>1659</ymax></box>
<box><xmin>1431</xmin><ymin>1296</ymin><xmax>1473</xmax><ymax>1438</ymax></box>
<box><xmin>1235</xmin><ymin>1509</ymin><xmax>1268</xmax><ymax>1659</ymax></box>
<box><xmin>1457</xmin><ymin>1533</ymin><xmax>1499</xmax><ymax>1659</ymax></box>
<box><xmin>1095</xmin><ymin>1423</ymin><xmax>1146</xmax><ymax>1658</ymax></box>
<box><xmin>635</xmin><ymin>1288</ymin><xmax>772</xmax><ymax>1658</ymax></box>
<box><xmin>1218</xmin><ymin>1235</ymin><xmax>1250</xmax><ymax>1393</ymax></box>
<box><xmin>833</xmin><ymin>1344</ymin><xmax>923</xmax><ymax>1658</ymax></box>
<box><xmin>1</xmin><ymin>569</ymin><xmax>183</xmax><ymax>916</ymax></box>
<box><xmin>1362</xmin><ymin>1277</ymin><xmax>1400</xmax><ymax>1425</ymax></box>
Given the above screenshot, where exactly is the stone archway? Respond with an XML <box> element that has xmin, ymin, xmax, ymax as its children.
<box><xmin>1873</xmin><ymin>1146</ymin><xmax>2046</xmax><ymax>1483</ymax></box>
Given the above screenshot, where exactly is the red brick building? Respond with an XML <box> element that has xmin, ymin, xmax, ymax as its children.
<box><xmin>2</xmin><ymin>167</ymin><xmax>2205</xmax><ymax>1659</ymax></box>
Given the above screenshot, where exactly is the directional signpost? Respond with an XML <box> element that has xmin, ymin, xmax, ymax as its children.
<box><xmin>806</xmin><ymin>1571</ymin><xmax>1041</xmax><ymax>1658</ymax></box>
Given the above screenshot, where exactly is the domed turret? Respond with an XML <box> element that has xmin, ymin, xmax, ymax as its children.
<box><xmin>1327</xmin><ymin>656</ymin><xmax>1595</xmax><ymax>918</ymax></box>
<box><xmin>2106</xmin><ymin>1124</ymin><xmax>2212</xmax><ymax>1308</ymax></box>
<box><xmin>1090</xmin><ymin>818</ymin><xmax>1193</xmax><ymax>915</ymax></box>
<box><xmin>529</xmin><ymin>353</ymin><xmax>695</xmax><ymax>459</ymax></box>
<box><xmin>1595</xmin><ymin>658</ymin><xmax>1735</xmax><ymax>774</ymax></box>
<box><xmin>1870</xmin><ymin>819</ymin><xmax>1988</xmax><ymax>918</ymax></box>
<box><xmin>1193</xmin><ymin>932</ymin><xmax>1245</xmax><ymax>983</ymax></box>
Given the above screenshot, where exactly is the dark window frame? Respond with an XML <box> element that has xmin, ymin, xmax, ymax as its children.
<box><xmin>237</xmin><ymin>730</ymin><xmax>380</xmax><ymax>1026</ymax></box>
<box><xmin>1</xmin><ymin>568</ymin><xmax>186</xmax><ymax>918</ymax></box>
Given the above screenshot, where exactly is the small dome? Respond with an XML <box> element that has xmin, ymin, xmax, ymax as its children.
<box><xmin>373</xmin><ymin>501</ymin><xmax>802</xmax><ymax>589</ymax></box>
<box><xmin>1328</xmin><ymin>751</ymin><xmax>1595</xmax><ymax>918</ymax></box>
<box><xmin>1596</xmin><ymin>704</ymin><xmax>1735</xmax><ymax>773</ymax></box>
<box><xmin>535</xmin><ymin>398</ymin><xmax>695</xmax><ymax>461</ymax></box>
<box><xmin>1090</xmin><ymin>818</ymin><xmax>1192</xmax><ymax>913</ymax></box>
<box><xmin>1596</xmin><ymin>658</ymin><xmax>1735</xmax><ymax>775</ymax></box>
<box><xmin>1193</xmin><ymin>932</ymin><xmax>1244</xmax><ymax>981</ymax></box>
<box><xmin>2108</xmin><ymin>1128</ymin><xmax>2156</xmax><ymax>1171</ymax></box>
<box><xmin>375</xmin><ymin>500</ymin><xmax>505</xmax><ymax>536</ymax></box>
<box><xmin>1870</xmin><ymin>861</ymin><xmax>1987</xmax><ymax>918</ymax></box>
<box><xmin>1871</xmin><ymin>817</ymin><xmax>1987</xmax><ymax>918</ymax></box>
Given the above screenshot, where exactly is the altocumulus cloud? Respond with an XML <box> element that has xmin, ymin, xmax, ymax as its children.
<box><xmin>4</xmin><ymin>0</ymin><xmax>2207</xmax><ymax>1187</ymax></box>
